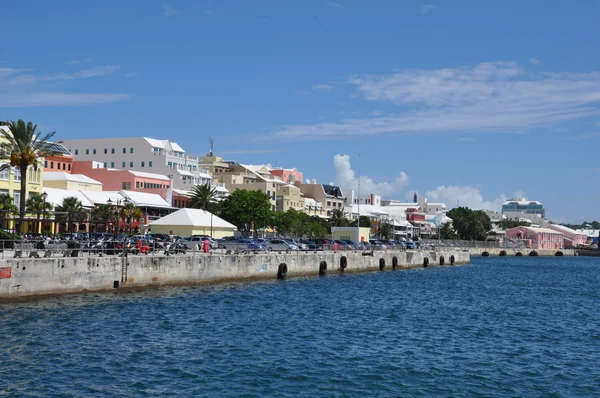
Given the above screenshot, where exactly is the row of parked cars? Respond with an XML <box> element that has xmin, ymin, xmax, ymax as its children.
<box><xmin>215</xmin><ymin>237</ymin><xmax>420</xmax><ymax>252</ymax></box>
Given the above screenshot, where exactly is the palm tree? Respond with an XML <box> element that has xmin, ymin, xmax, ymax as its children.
<box><xmin>120</xmin><ymin>203</ymin><xmax>143</xmax><ymax>233</ymax></box>
<box><xmin>329</xmin><ymin>209</ymin><xmax>349</xmax><ymax>227</ymax></box>
<box><xmin>0</xmin><ymin>120</ymin><xmax>59</xmax><ymax>234</ymax></box>
<box><xmin>55</xmin><ymin>197</ymin><xmax>86</xmax><ymax>233</ymax></box>
<box><xmin>25</xmin><ymin>192</ymin><xmax>53</xmax><ymax>235</ymax></box>
<box><xmin>189</xmin><ymin>183</ymin><xmax>218</xmax><ymax>212</ymax></box>
<box><xmin>0</xmin><ymin>194</ymin><xmax>18</xmax><ymax>231</ymax></box>
<box><xmin>91</xmin><ymin>204</ymin><xmax>115</xmax><ymax>233</ymax></box>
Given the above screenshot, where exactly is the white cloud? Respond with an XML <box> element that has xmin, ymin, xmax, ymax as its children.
<box><xmin>313</xmin><ymin>83</ymin><xmax>335</xmax><ymax>91</ymax></box>
<box><xmin>324</xmin><ymin>1</ymin><xmax>343</xmax><ymax>10</ymax></box>
<box><xmin>530</xmin><ymin>57</ymin><xmax>541</xmax><ymax>65</ymax></box>
<box><xmin>0</xmin><ymin>65</ymin><xmax>128</xmax><ymax>107</ymax></box>
<box><xmin>163</xmin><ymin>4</ymin><xmax>179</xmax><ymax>16</ymax></box>
<box><xmin>333</xmin><ymin>154</ymin><xmax>409</xmax><ymax>197</ymax></box>
<box><xmin>564</xmin><ymin>132</ymin><xmax>600</xmax><ymax>140</ymax></box>
<box><xmin>423</xmin><ymin>185</ymin><xmax>508</xmax><ymax>211</ymax></box>
<box><xmin>420</xmin><ymin>4</ymin><xmax>436</xmax><ymax>14</ymax></box>
<box><xmin>271</xmin><ymin>61</ymin><xmax>600</xmax><ymax>141</ymax></box>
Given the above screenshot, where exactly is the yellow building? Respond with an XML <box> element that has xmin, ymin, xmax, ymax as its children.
<box><xmin>43</xmin><ymin>171</ymin><xmax>103</xmax><ymax>192</ymax></box>
<box><xmin>276</xmin><ymin>184</ymin><xmax>305</xmax><ymax>212</ymax></box>
<box><xmin>0</xmin><ymin>126</ymin><xmax>46</xmax><ymax>233</ymax></box>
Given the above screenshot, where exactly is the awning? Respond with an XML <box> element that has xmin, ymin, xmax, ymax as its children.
<box><xmin>177</xmin><ymin>169</ymin><xmax>194</xmax><ymax>177</ymax></box>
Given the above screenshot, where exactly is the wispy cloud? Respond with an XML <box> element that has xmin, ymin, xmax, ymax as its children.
<box><xmin>312</xmin><ymin>83</ymin><xmax>335</xmax><ymax>91</ymax></box>
<box><xmin>565</xmin><ymin>132</ymin><xmax>600</xmax><ymax>140</ymax></box>
<box><xmin>163</xmin><ymin>4</ymin><xmax>179</xmax><ymax>17</ymax></box>
<box><xmin>420</xmin><ymin>4</ymin><xmax>436</xmax><ymax>14</ymax></box>
<box><xmin>0</xmin><ymin>66</ymin><xmax>128</xmax><ymax>107</ymax></box>
<box><xmin>530</xmin><ymin>57</ymin><xmax>541</xmax><ymax>65</ymax></box>
<box><xmin>324</xmin><ymin>1</ymin><xmax>343</xmax><ymax>10</ymax></box>
<box><xmin>270</xmin><ymin>61</ymin><xmax>600</xmax><ymax>141</ymax></box>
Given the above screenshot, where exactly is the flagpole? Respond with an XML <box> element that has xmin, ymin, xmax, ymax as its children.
<box><xmin>357</xmin><ymin>153</ymin><xmax>360</xmax><ymax>243</ymax></box>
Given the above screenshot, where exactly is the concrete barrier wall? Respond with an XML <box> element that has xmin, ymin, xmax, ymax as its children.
<box><xmin>468</xmin><ymin>248</ymin><xmax>575</xmax><ymax>256</ymax></box>
<box><xmin>0</xmin><ymin>250</ymin><xmax>470</xmax><ymax>300</ymax></box>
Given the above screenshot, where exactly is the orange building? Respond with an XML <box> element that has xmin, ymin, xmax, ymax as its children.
<box><xmin>72</xmin><ymin>161</ymin><xmax>171</xmax><ymax>199</ymax></box>
<box><xmin>42</xmin><ymin>142</ymin><xmax>74</xmax><ymax>173</ymax></box>
<box><xmin>270</xmin><ymin>167</ymin><xmax>304</xmax><ymax>185</ymax></box>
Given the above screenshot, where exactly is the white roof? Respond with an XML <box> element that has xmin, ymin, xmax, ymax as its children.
<box><xmin>44</xmin><ymin>172</ymin><xmax>102</xmax><ymax>185</ymax></box>
<box><xmin>81</xmin><ymin>191</ymin><xmax>124</xmax><ymax>205</ymax></box>
<box><xmin>347</xmin><ymin>204</ymin><xmax>389</xmax><ymax>217</ymax></box>
<box><xmin>503</xmin><ymin>199</ymin><xmax>543</xmax><ymax>206</ymax></box>
<box><xmin>149</xmin><ymin>208</ymin><xmax>236</xmax><ymax>229</ymax></box>
<box><xmin>550</xmin><ymin>224</ymin><xmax>587</xmax><ymax>236</ymax></box>
<box><xmin>172</xmin><ymin>189</ymin><xmax>193</xmax><ymax>196</ymax></box>
<box><xmin>177</xmin><ymin>169</ymin><xmax>194</xmax><ymax>177</ymax></box>
<box><xmin>120</xmin><ymin>190</ymin><xmax>172</xmax><ymax>208</ymax></box>
<box><xmin>198</xmin><ymin>172</ymin><xmax>212</xmax><ymax>179</ymax></box>
<box><xmin>144</xmin><ymin>137</ymin><xmax>169</xmax><ymax>149</ymax></box>
<box><xmin>575</xmin><ymin>229</ymin><xmax>600</xmax><ymax>237</ymax></box>
<box><xmin>129</xmin><ymin>170</ymin><xmax>170</xmax><ymax>181</ymax></box>
<box><xmin>511</xmin><ymin>226</ymin><xmax>562</xmax><ymax>234</ymax></box>
<box><xmin>305</xmin><ymin>198</ymin><xmax>322</xmax><ymax>209</ymax></box>
<box><xmin>170</xmin><ymin>142</ymin><xmax>185</xmax><ymax>152</ymax></box>
<box><xmin>43</xmin><ymin>187</ymin><xmax>95</xmax><ymax>208</ymax></box>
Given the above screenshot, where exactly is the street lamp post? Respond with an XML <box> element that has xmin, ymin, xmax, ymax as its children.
<box><xmin>107</xmin><ymin>197</ymin><xmax>129</xmax><ymax>238</ymax></box>
<box><xmin>41</xmin><ymin>191</ymin><xmax>48</xmax><ymax>237</ymax></box>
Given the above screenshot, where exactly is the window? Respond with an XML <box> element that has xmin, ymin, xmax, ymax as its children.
<box><xmin>86</xmin><ymin>149</ymin><xmax>89</xmax><ymax>154</ymax></box>
<box><xmin>122</xmin><ymin>162</ymin><xmax>126</xmax><ymax>167</ymax></box>
<box><xmin>122</xmin><ymin>182</ymin><xmax>131</xmax><ymax>189</ymax></box>
<box><xmin>136</xmin><ymin>181</ymin><xmax>140</xmax><ymax>188</ymax></box>
<box><xmin>75</xmin><ymin>149</ymin><xmax>78</xmax><ymax>155</ymax></box>
<box><xmin>130</xmin><ymin>162</ymin><xmax>133</xmax><ymax>167</ymax></box>
<box><xmin>44</xmin><ymin>160</ymin><xmax>48</xmax><ymax>168</ymax></box>
<box><xmin>111</xmin><ymin>148</ymin><xmax>115</xmax><ymax>154</ymax></box>
<box><xmin>68</xmin><ymin>164</ymin><xmax>71</xmax><ymax>171</ymax></box>
<box><xmin>93</xmin><ymin>149</ymin><xmax>97</xmax><ymax>154</ymax></box>
<box><xmin>141</xmin><ymin>161</ymin><xmax>145</xmax><ymax>167</ymax></box>
<box><xmin>123</xmin><ymin>148</ymin><xmax>126</xmax><ymax>154</ymax></box>
<box><xmin>13</xmin><ymin>190</ymin><xmax>21</xmax><ymax>210</ymax></box>
<box><xmin>0</xmin><ymin>168</ymin><xmax>8</xmax><ymax>180</ymax></box>
<box><xmin>130</xmin><ymin>148</ymin><xmax>134</xmax><ymax>153</ymax></box>
<box><xmin>62</xmin><ymin>163</ymin><xmax>66</xmax><ymax>170</ymax></box>
<box><xmin>103</xmin><ymin>162</ymin><xmax>107</xmax><ymax>168</ymax></box>
<box><xmin>149</xmin><ymin>161</ymin><xmax>152</xmax><ymax>167</ymax></box>
<box><xmin>111</xmin><ymin>162</ymin><xmax>114</xmax><ymax>168</ymax></box>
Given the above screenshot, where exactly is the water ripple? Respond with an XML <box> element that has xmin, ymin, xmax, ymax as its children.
<box><xmin>1</xmin><ymin>257</ymin><xmax>600</xmax><ymax>396</ymax></box>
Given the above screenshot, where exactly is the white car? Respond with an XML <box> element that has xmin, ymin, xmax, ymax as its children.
<box><xmin>265</xmin><ymin>239</ymin><xmax>299</xmax><ymax>251</ymax></box>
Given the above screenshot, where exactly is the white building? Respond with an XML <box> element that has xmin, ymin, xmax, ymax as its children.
<box><xmin>345</xmin><ymin>191</ymin><xmax>382</xmax><ymax>207</ymax></box>
<box><xmin>61</xmin><ymin>137</ymin><xmax>212</xmax><ymax>190</ymax></box>
<box><xmin>419</xmin><ymin>198</ymin><xmax>447</xmax><ymax>215</ymax></box>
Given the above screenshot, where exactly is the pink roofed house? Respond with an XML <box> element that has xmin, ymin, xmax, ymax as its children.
<box><xmin>505</xmin><ymin>226</ymin><xmax>564</xmax><ymax>250</ymax></box>
<box><xmin>548</xmin><ymin>224</ymin><xmax>588</xmax><ymax>248</ymax></box>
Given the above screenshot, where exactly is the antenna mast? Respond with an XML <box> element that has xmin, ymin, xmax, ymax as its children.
<box><xmin>209</xmin><ymin>137</ymin><xmax>214</xmax><ymax>156</ymax></box>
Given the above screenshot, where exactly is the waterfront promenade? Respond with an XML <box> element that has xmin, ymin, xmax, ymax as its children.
<box><xmin>0</xmin><ymin>248</ymin><xmax>469</xmax><ymax>300</ymax></box>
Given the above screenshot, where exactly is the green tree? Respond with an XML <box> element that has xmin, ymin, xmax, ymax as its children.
<box><xmin>120</xmin><ymin>203</ymin><xmax>143</xmax><ymax>234</ymax></box>
<box><xmin>220</xmin><ymin>189</ymin><xmax>272</xmax><ymax>237</ymax></box>
<box><xmin>55</xmin><ymin>197</ymin><xmax>86</xmax><ymax>233</ymax></box>
<box><xmin>0</xmin><ymin>194</ymin><xmax>18</xmax><ymax>231</ymax></box>
<box><xmin>439</xmin><ymin>222</ymin><xmax>458</xmax><ymax>240</ymax></box>
<box><xmin>0</xmin><ymin>120</ymin><xmax>59</xmax><ymax>234</ymax></box>
<box><xmin>447</xmin><ymin>207</ymin><xmax>492</xmax><ymax>241</ymax></box>
<box><xmin>498</xmin><ymin>219</ymin><xmax>531</xmax><ymax>230</ymax></box>
<box><xmin>413</xmin><ymin>192</ymin><xmax>418</xmax><ymax>203</ymax></box>
<box><xmin>304</xmin><ymin>221</ymin><xmax>328</xmax><ymax>239</ymax></box>
<box><xmin>329</xmin><ymin>209</ymin><xmax>350</xmax><ymax>227</ymax></box>
<box><xmin>189</xmin><ymin>183</ymin><xmax>218</xmax><ymax>212</ymax></box>
<box><xmin>377</xmin><ymin>221</ymin><xmax>394</xmax><ymax>240</ymax></box>
<box><xmin>25</xmin><ymin>192</ymin><xmax>53</xmax><ymax>235</ymax></box>
<box><xmin>351</xmin><ymin>215</ymin><xmax>372</xmax><ymax>228</ymax></box>
<box><xmin>91</xmin><ymin>204</ymin><xmax>115</xmax><ymax>233</ymax></box>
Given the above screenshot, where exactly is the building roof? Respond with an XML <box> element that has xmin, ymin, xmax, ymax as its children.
<box><xmin>128</xmin><ymin>170</ymin><xmax>171</xmax><ymax>181</ymax></box>
<box><xmin>44</xmin><ymin>172</ymin><xmax>102</xmax><ymax>185</ymax></box>
<box><xmin>81</xmin><ymin>191</ymin><xmax>124</xmax><ymax>205</ymax></box>
<box><xmin>149</xmin><ymin>208</ymin><xmax>236</xmax><ymax>229</ymax></box>
<box><xmin>502</xmin><ymin>199</ymin><xmax>543</xmax><ymax>206</ymax></box>
<box><xmin>43</xmin><ymin>187</ymin><xmax>95</xmax><ymax>208</ymax></box>
<box><xmin>550</xmin><ymin>224</ymin><xmax>587</xmax><ymax>235</ymax></box>
<box><xmin>120</xmin><ymin>190</ymin><xmax>172</xmax><ymax>208</ymax></box>
<box><xmin>40</xmin><ymin>142</ymin><xmax>73</xmax><ymax>156</ymax></box>
<box><xmin>177</xmin><ymin>169</ymin><xmax>194</xmax><ymax>177</ymax></box>
<box><xmin>322</xmin><ymin>184</ymin><xmax>344</xmax><ymax>198</ymax></box>
<box><xmin>347</xmin><ymin>204</ymin><xmax>389</xmax><ymax>217</ymax></box>
<box><xmin>305</xmin><ymin>198</ymin><xmax>323</xmax><ymax>209</ymax></box>
<box><xmin>510</xmin><ymin>226</ymin><xmax>562</xmax><ymax>234</ymax></box>
<box><xmin>143</xmin><ymin>137</ymin><xmax>185</xmax><ymax>153</ymax></box>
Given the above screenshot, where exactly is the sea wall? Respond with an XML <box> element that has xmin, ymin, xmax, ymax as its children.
<box><xmin>468</xmin><ymin>248</ymin><xmax>575</xmax><ymax>256</ymax></box>
<box><xmin>0</xmin><ymin>250</ymin><xmax>469</xmax><ymax>300</ymax></box>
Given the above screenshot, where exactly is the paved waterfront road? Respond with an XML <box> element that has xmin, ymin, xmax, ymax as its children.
<box><xmin>1</xmin><ymin>257</ymin><xmax>599</xmax><ymax>397</ymax></box>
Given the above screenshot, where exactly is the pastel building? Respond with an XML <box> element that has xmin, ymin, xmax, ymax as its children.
<box><xmin>296</xmin><ymin>182</ymin><xmax>345</xmax><ymax>217</ymax></box>
<box><xmin>41</xmin><ymin>142</ymin><xmax>74</xmax><ymax>174</ymax></box>
<box><xmin>270</xmin><ymin>167</ymin><xmax>304</xmax><ymax>185</ymax></box>
<box><xmin>505</xmin><ymin>226</ymin><xmax>564</xmax><ymax>249</ymax></box>
<box><xmin>502</xmin><ymin>199</ymin><xmax>545</xmax><ymax>218</ymax></box>
<box><xmin>72</xmin><ymin>161</ymin><xmax>171</xmax><ymax>199</ymax></box>
<box><xmin>43</xmin><ymin>172</ymin><xmax>103</xmax><ymax>192</ymax></box>
<box><xmin>548</xmin><ymin>224</ymin><xmax>588</xmax><ymax>248</ymax></box>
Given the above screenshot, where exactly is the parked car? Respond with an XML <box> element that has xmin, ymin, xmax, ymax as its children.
<box><xmin>290</xmin><ymin>239</ymin><xmax>308</xmax><ymax>250</ymax></box>
<box><xmin>312</xmin><ymin>239</ymin><xmax>334</xmax><ymax>250</ymax></box>
<box><xmin>369</xmin><ymin>239</ymin><xmax>387</xmax><ymax>250</ymax></box>
<box><xmin>404</xmin><ymin>240</ymin><xmax>417</xmax><ymax>249</ymax></box>
<box><xmin>218</xmin><ymin>238</ymin><xmax>254</xmax><ymax>250</ymax></box>
<box><xmin>247</xmin><ymin>242</ymin><xmax>267</xmax><ymax>251</ymax></box>
<box><xmin>265</xmin><ymin>239</ymin><xmax>299</xmax><ymax>251</ymax></box>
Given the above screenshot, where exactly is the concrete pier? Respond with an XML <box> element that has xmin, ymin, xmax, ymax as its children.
<box><xmin>468</xmin><ymin>248</ymin><xmax>575</xmax><ymax>256</ymax></box>
<box><xmin>0</xmin><ymin>250</ymin><xmax>470</xmax><ymax>300</ymax></box>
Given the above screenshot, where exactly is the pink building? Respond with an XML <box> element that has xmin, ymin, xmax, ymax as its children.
<box><xmin>548</xmin><ymin>224</ymin><xmax>588</xmax><ymax>248</ymax></box>
<box><xmin>270</xmin><ymin>167</ymin><xmax>304</xmax><ymax>185</ymax></box>
<box><xmin>505</xmin><ymin>226</ymin><xmax>564</xmax><ymax>249</ymax></box>
<box><xmin>72</xmin><ymin>161</ymin><xmax>171</xmax><ymax>199</ymax></box>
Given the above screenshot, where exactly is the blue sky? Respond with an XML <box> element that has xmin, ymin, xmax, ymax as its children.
<box><xmin>2</xmin><ymin>0</ymin><xmax>600</xmax><ymax>223</ymax></box>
